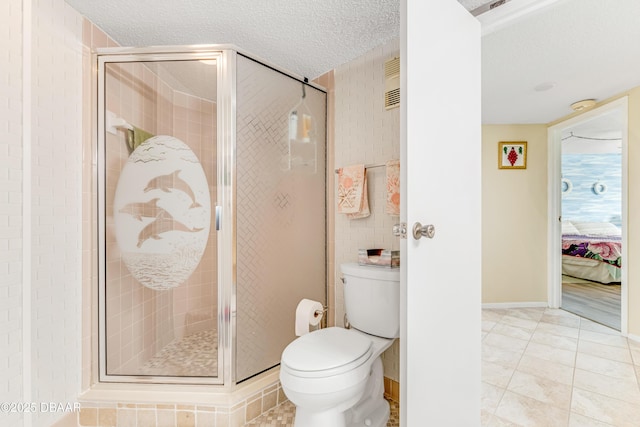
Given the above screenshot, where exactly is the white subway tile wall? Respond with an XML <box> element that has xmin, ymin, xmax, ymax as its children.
<box><xmin>30</xmin><ymin>1</ymin><xmax>84</xmax><ymax>425</ymax></box>
<box><xmin>80</xmin><ymin>19</ymin><xmax>95</xmax><ymax>393</ymax></box>
<box><xmin>0</xmin><ymin>0</ymin><xmax>25</xmax><ymax>426</ymax></box>
<box><xmin>333</xmin><ymin>39</ymin><xmax>401</xmax><ymax>381</ymax></box>
<box><xmin>0</xmin><ymin>0</ymin><xmax>85</xmax><ymax>425</ymax></box>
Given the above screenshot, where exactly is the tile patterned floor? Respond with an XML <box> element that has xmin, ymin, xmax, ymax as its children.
<box><xmin>244</xmin><ymin>307</ymin><xmax>640</xmax><ymax>426</ymax></box>
<box><xmin>482</xmin><ymin>307</ymin><xmax>640</xmax><ymax>426</ymax></box>
<box><xmin>245</xmin><ymin>401</ymin><xmax>295</xmax><ymax>426</ymax></box>
<box><xmin>245</xmin><ymin>398</ymin><xmax>399</xmax><ymax>426</ymax></box>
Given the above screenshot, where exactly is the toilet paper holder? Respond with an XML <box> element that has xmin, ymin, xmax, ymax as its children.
<box><xmin>315</xmin><ymin>306</ymin><xmax>328</xmax><ymax>329</ymax></box>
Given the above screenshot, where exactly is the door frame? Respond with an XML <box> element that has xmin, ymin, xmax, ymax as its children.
<box><xmin>547</xmin><ymin>97</ymin><xmax>628</xmax><ymax>334</ymax></box>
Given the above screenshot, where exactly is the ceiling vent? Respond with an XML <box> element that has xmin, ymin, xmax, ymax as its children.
<box><xmin>471</xmin><ymin>0</ymin><xmax>511</xmax><ymax>17</ymax></box>
<box><xmin>384</xmin><ymin>56</ymin><xmax>400</xmax><ymax>110</ymax></box>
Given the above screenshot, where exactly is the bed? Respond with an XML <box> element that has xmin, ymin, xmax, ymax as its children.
<box><xmin>562</xmin><ymin>221</ymin><xmax>622</xmax><ymax>284</ymax></box>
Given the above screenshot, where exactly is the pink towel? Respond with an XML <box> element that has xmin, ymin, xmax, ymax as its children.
<box><xmin>347</xmin><ymin>171</ymin><xmax>370</xmax><ymax>219</ymax></box>
<box><xmin>337</xmin><ymin>164</ymin><xmax>370</xmax><ymax>219</ymax></box>
<box><xmin>385</xmin><ymin>160</ymin><xmax>400</xmax><ymax>215</ymax></box>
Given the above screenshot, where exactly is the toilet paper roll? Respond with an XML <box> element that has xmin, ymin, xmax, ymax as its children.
<box><xmin>295</xmin><ymin>298</ymin><xmax>324</xmax><ymax>336</ymax></box>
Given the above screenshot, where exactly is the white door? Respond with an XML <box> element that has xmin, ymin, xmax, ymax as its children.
<box><xmin>401</xmin><ymin>1</ymin><xmax>481</xmax><ymax>425</ymax></box>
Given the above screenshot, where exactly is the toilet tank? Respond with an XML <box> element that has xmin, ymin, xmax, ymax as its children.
<box><xmin>340</xmin><ymin>263</ymin><xmax>400</xmax><ymax>339</ymax></box>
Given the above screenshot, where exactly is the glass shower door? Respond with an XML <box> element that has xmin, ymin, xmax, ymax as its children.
<box><xmin>235</xmin><ymin>55</ymin><xmax>327</xmax><ymax>382</ymax></box>
<box><xmin>99</xmin><ymin>55</ymin><xmax>219</xmax><ymax>382</ymax></box>
<box><xmin>97</xmin><ymin>48</ymin><xmax>327</xmax><ymax>385</ymax></box>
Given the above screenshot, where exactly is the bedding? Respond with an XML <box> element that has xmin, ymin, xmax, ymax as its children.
<box><xmin>562</xmin><ymin>221</ymin><xmax>621</xmax><ymax>284</ymax></box>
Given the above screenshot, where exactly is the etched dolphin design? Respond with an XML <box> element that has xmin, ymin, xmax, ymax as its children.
<box><xmin>119</xmin><ymin>198</ymin><xmax>164</xmax><ymax>221</ymax></box>
<box><xmin>144</xmin><ymin>170</ymin><xmax>202</xmax><ymax>209</ymax></box>
<box><xmin>136</xmin><ymin>211</ymin><xmax>204</xmax><ymax>248</ymax></box>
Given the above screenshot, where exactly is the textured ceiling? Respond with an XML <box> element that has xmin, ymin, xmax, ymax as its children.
<box><xmin>65</xmin><ymin>0</ymin><xmax>640</xmax><ymax>125</ymax></box>
<box><xmin>65</xmin><ymin>0</ymin><xmax>400</xmax><ymax>80</ymax></box>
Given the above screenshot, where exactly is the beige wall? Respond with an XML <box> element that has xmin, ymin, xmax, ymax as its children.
<box><xmin>482</xmin><ymin>124</ymin><xmax>548</xmax><ymax>304</ymax></box>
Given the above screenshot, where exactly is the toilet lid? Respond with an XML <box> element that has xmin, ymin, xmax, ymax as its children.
<box><xmin>282</xmin><ymin>327</ymin><xmax>372</xmax><ymax>376</ymax></box>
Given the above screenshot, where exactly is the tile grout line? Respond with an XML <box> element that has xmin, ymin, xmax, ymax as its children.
<box><xmin>627</xmin><ymin>339</ymin><xmax>640</xmax><ymax>395</ymax></box>
<box><xmin>491</xmin><ymin>308</ymin><xmax>579</xmax><ymax>425</ymax></box>
<box><xmin>481</xmin><ymin>310</ymin><xmax>505</xmax><ymax>424</ymax></box>
<box><xmin>566</xmin><ymin>313</ymin><xmax>640</xmax><ymax>425</ymax></box>
<box><xmin>566</xmin><ymin>316</ymin><xmax>582</xmax><ymax>425</ymax></box>
<box><xmin>487</xmin><ymin>309</ymin><xmax>540</xmax><ymax>424</ymax></box>
<box><xmin>481</xmin><ymin>308</ymin><xmax>640</xmax><ymax>427</ymax></box>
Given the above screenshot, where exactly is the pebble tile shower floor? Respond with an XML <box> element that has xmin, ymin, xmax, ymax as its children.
<box><xmin>244</xmin><ymin>399</ymin><xmax>399</xmax><ymax>427</ymax></box>
<box><xmin>139</xmin><ymin>330</ymin><xmax>217</xmax><ymax>376</ymax></box>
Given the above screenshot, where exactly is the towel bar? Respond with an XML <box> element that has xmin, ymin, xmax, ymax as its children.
<box><xmin>334</xmin><ymin>163</ymin><xmax>385</xmax><ymax>174</ymax></box>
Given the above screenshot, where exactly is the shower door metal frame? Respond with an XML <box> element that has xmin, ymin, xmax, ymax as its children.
<box><xmin>96</xmin><ymin>46</ymin><xmax>234</xmax><ymax>385</ymax></box>
<box><xmin>95</xmin><ymin>44</ymin><xmax>326</xmax><ymax>387</ymax></box>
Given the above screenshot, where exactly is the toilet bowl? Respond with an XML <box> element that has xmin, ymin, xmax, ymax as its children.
<box><xmin>280</xmin><ymin>261</ymin><xmax>400</xmax><ymax>427</ymax></box>
<box><xmin>280</xmin><ymin>327</ymin><xmax>393</xmax><ymax>427</ymax></box>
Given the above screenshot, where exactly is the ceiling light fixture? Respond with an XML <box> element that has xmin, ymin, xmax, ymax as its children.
<box><xmin>570</xmin><ymin>99</ymin><xmax>596</xmax><ymax>111</ymax></box>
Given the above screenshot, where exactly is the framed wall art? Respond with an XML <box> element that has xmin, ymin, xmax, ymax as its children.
<box><xmin>498</xmin><ymin>141</ymin><xmax>527</xmax><ymax>169</ymax></box>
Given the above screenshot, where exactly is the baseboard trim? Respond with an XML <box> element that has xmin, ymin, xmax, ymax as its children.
<box><xmin>628</xmin><ymin>333</ymin><xmax>640</xmax><ymax>344</ymax></box>
<box><xmin>482</xmin><ymin>302</ymin><xmax>548</xmax><ymax>309</ymax></box>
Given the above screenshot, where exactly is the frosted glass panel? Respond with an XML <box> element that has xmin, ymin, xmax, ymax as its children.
<box><xmin>235</xmin><ymin>55</ymin><xmax>326</xmax><ymax>382</ymax></box>
<box><xmin>103</xmin><ymin>60</ymin><xmax>218</xmax><ymax>378</ymax></box>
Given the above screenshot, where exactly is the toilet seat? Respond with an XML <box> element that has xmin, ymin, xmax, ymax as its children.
<box><xmin>281</xmin><ymin>327</ymin><xmax>372</xmax><ymax>378</ymax></box>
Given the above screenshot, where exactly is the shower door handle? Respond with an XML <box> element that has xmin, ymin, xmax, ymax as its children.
<box><xmin>215</xmin><ymin>205</ymin><xmax>221</xmax><ymax>231</ymax></box>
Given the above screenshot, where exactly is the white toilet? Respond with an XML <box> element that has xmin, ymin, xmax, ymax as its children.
<box><xmin>280</xmin><ymin>263</ymin><xmax>400</xmax><ymax>427</ymax></box>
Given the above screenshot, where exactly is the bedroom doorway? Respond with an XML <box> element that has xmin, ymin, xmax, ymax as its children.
<box><xmin>548</xmin><ymin>99</ymin><xmax>627</xmax><ymax>333</ymax></box>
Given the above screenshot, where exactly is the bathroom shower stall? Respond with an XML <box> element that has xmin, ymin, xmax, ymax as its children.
<box><xmin>96</xmin><ymin>46</ymin><xmax>326</xmax><ymax>385</ymax></box>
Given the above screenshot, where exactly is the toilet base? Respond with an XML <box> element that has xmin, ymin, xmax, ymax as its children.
<box><xmin>293</xmin><ymin>408</ymin><xmax>347</xmax><ymax>427</ymax></box>
<box><xmin>347</xmin><ymin>397</ymin><xmax>389</xmax><ymax>427</ymax></box>
<box><xmin>291</xmin><ymin>357</ymin><xmax>390</xmax><ymax>427</ymax></box>
<box><xmin>346</xmin><ymin>357</ymin><xmax>389</xmax><ymax>427</ymax></box>
<box><xmin>293</xmin><ymin>397</ymin><xmax>390</xmax><ymax>427</ymax></box>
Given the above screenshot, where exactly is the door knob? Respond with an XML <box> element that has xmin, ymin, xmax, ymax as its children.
<box><xmin>412</xmin><ymin>222</ymin><xmax>435</xmax><ymax>240</ymax></box>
